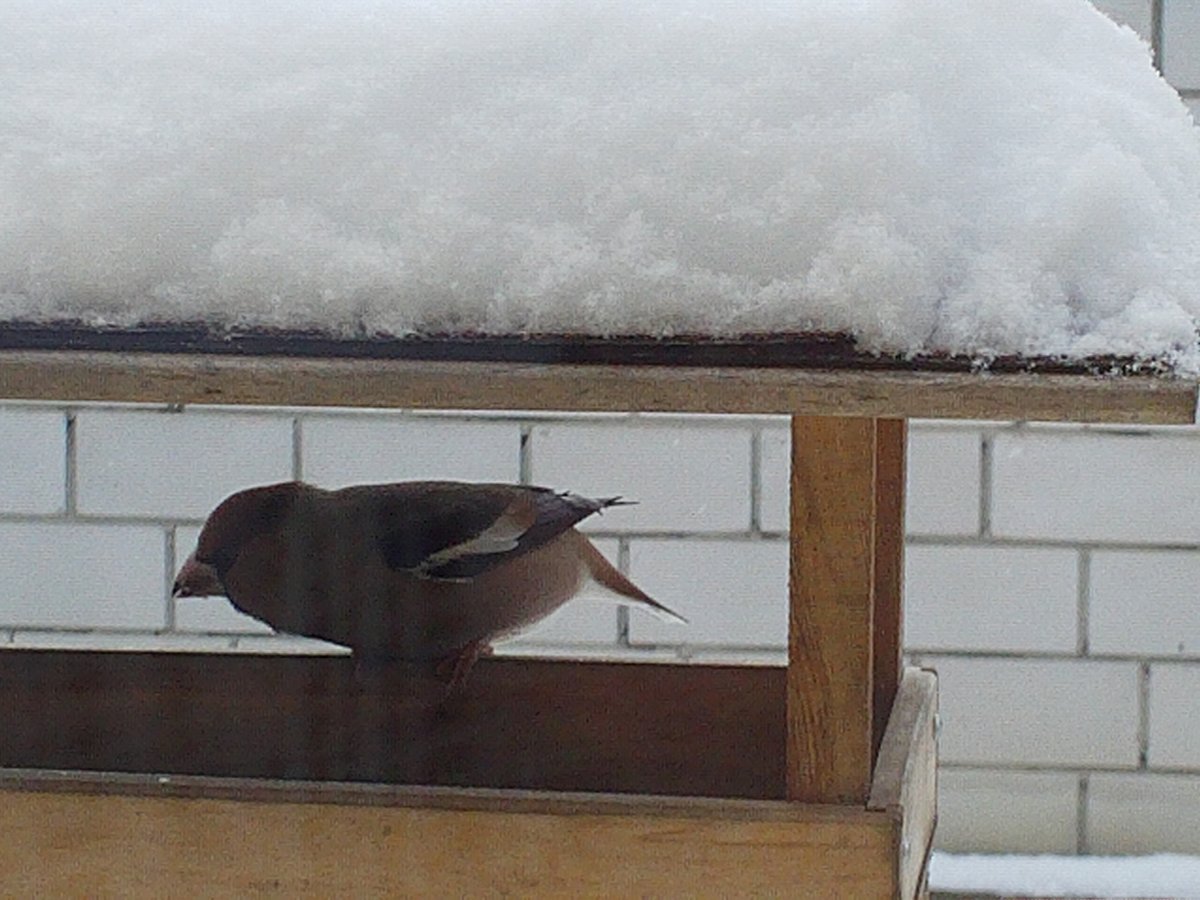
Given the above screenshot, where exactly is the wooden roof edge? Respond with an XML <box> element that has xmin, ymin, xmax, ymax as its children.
<box><xmin>1</xmin><ymin>347</ymin><xmax>1195</xmax><ymax>424</ymax></box>
<box><xmin>0</xmin><ymin>320</ymin><xmax>1187</xmax><ymax>377</ymax></box>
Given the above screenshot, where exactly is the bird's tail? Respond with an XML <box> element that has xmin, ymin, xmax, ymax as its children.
<box><xmin>576</xmin><ymin>535</ymin><xmax>687</xmax><ymax>624</ymax></box>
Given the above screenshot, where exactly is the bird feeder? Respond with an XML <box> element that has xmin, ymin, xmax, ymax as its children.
<box><xmin>1</xmin><ymin>328</ymin><xmax>1197</xmax><ymax>897</ymax></box>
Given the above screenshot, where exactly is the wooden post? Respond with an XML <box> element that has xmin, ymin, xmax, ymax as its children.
<box><xmin>786</xmin><ymin>416</ymin><xmax>906</xmax><ymax>804</ymax></box>
<box><xmin>873</xmin><ymin>418</ymin><xmax>907</xmax><ymax>762</ymax></box>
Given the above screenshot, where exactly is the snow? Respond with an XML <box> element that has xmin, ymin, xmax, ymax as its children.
<box><xmin>2</xmin><ymin>0</ymin><xmax>1199</xmax><ymax>369</ymax></box>
<box><xmin>931</xmin><ymin>852</ymin><xmax>1200</xmax><ymax>898</ymax></box>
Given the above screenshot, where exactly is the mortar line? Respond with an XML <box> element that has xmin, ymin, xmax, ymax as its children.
<box><xmin>1138</xmin><ymin>662</ymin><xmax>1151</xmax><ymax>770</ymax></box>
<box><xmin>1076</xmin><ymin>773</ymin><xmax>1090</xmax><ymax>855</ymax></box>
<box><xmin>749</xmin><ymin>426</ymin><xmax>763</xmax><ymax>534</ymax></box>
<box><xmin>291</xmin><ymin>417</ymin><xmax>304</xmax><ymax>481</ymax></box>
<box><xmin>1151</xmin><ymin>0</ymin><xmax>1165</xmax><ymax>72</ymax></box>
<box><xmin>1076</xmin><ymin>549</ymin><xmax>1091</xmax><ymax>657</ymax></box>
<box><xmin>64</xmin><ymin>410</ymin><xmax>77</xmax><ymax>516</ymax></box>
<box><xmin>617</xmin><ymin>537</ymin><xmax>631</xmax><ymax>645</ymax></box>
<box><xmin>978</xmin><ymin>435</ymin><xmax>993</xmax><ymax>538</ymax></box>
<box><xmin>519</xmin><ymin>424</ymin><xmax>533</xmax><ymax>485</ymax></box>
<box><xmin>164</xmin><ymin>526</ymin><xmax>178</xmax><ymax>631</ymax></box>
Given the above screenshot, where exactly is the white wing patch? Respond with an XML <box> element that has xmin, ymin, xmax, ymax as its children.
<box><xmin>415</xmin><ymin>502</ymin><xmax>535</xmax><ymax>578</ymax></box>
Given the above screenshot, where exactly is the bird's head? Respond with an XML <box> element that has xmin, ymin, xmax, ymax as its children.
<box><xmin>173</xmin><ymin>481</ymin><xmax>308</xmax><ymax>597</ymax></box>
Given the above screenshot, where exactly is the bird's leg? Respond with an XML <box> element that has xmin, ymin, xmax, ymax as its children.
<box><xmin>436</xmin><ymin>639</ymin><xmax>494</xmax><ymax>693</ymax></box>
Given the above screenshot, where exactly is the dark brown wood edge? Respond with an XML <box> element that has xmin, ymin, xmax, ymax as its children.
<box><xmin>0</xmin><ymin>768</ymin><xmax>883</xmax><ymax>825</ymax></box>
<box><xmin>0</xmin><ymin>320</ymin><xmax>1173</xmax><ymax>376</ymax></box>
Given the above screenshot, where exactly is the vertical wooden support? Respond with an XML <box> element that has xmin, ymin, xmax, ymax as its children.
<box><xmin>873</xmin><ymin>419</ymin><xmax>907</xmax><ymax>762</ymax></box>
<box><xmin>786</xmin><ymin>416</ymin><xmax>906</xmax><ymax>804</ymax></box>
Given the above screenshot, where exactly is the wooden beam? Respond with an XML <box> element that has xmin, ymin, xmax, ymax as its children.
<box><xmin>873</xmin><ymin>418</ymin><xmax>907</xmax><ymax>761</ymax></box>
<box><xmin>869</xmin><ymin>668</ymin><xmax>939</xmax><ymax>900</ymax></box>
<box><xmin>0</xmin><ymin>349</ymin><xmax>1194</xmax><ymax>423</ymax></box>
<box><xmin>787</xmin><ymin>416</ymin><xmax>878</xmax><ymax>804</ymax></box>
<box><xmin>0</xmin><ymin>783</ymin><xmax>898</xmax><ymax>896</ymax></box>
<box><xmin>0</xmin><ymin>651</ymin><xmax>785</xmax><ymax>800</ymax></box>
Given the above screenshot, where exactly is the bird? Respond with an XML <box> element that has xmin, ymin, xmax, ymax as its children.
<box><xmin>173</xmin><ymin>480</ymin><xmax>683</xmax><ymax>689</ymax></box>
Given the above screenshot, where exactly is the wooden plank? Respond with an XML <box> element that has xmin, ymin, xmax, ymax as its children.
<box><xmin>0</xmin><ymin>785</ymin><xmax>897</xmax><ymax>896</ymax></box>
<box><xmin>869</xmin><ymin>668</ymin><xmax>939</xmax><ymax>900</ymax></box>
<box><xmin>787</xmin><ymin>416</ymin><xmax>877</xmax><ymax>804</ymax></box>
<box><xmin>0</xmin><ymin>349</ymin><xmax>1194</xmax><ymax>422</ymax></box>
<box><xmin>0</xmin><ymin>650</ymin><xmax>785</xmax><ymax>800</ymax></box>
<box><xmin>873</xmin><ymin>418</ymin><xmax>907</xmax><ymax>761</ymax></box>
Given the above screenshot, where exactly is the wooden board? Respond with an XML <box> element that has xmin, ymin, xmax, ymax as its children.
<box><xmin>0</xmin><ymin>650</ymin><xmax>785</xmax><ymax>800</ymax></box>
<box><xmin>787</xmin><ymin>416</ymin><xmax>880</xmax><ymax>804</ymax></box>
<box><xmin>0</xmin><ymin>348</ymin><xmax>1194</xmax><ymax>422</ymax></box>
<box><xmin>0</xmin><ymin>664</ymin><xmax>937</xmax><ymax>897</ymax></box>
<box><xmin>0</xmin><ymin>778</ymin><xmax>898</xmax><ymax>896</ymax></box>
<box><xmin>873</xmin><ymin>419</ymin><xmax>907</xmax><ymax>762</ymax></box>
<box><xmin>869</xmin><ymin>668</ymin><xmax>939</xmax><ymax>900</ymax></box>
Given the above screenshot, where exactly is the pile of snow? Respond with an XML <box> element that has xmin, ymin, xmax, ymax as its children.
<box><xmin>2</xmin><ymin>0</ymin><xmax>1199</xmax><ymax>369</ymax></box>
<box><xmin>931</xmin><ymin>852</ymin><xmax>1200</xmax><ymax>898</ymax></box>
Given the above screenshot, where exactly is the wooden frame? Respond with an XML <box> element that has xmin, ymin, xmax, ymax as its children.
<box><xmin>2</xmin><ymin>334</ymin><xmax>1194</xmax><ymax>897</ymax></box>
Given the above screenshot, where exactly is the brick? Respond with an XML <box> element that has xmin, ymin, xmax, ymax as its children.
<box><xmin>76</xmin><ymin>410</ymin><xmax>292</xmax><ymax>518</ymax></box>
<box><xmin>935</xmin><ymin>768</ymin><xmax>1079</xmax><ymax>854</ymax></box>
<box><xmin>759</xmin><ymin>424</ymin><xmax>982</xmax><ymax>536</ymax></box>
<box><xmin>1090</xmin><ymin>550</ymin><xmax>1200</xmax><ymax>656</ymax></box>
<box><xmin>1090</xmin><ymin>0</ymin><xmax>1153</xmax><ymax>41</ymax></box>
<box><xmin>1088</xmin><ymin>773</ymin><xmax>1200</xmax><ymax>854</ymax></box>
<box><xmin>906</xmin><ymin>428</ymin><xmax>981</xmax><ymax>536</ymax></box>
<box><xmin>0</xmin><ymin>409</ymin><xmax>66</xmax><ymax>514</ymax></box>
<box><xmin>905</xmin><ymin>546</ymin><xmax>1078</xmax><ymax>653</ymax></box>
<box><xmin>758</xmin><ymin>426</ymin><xmax>790</xmax><ymax>533</ymax></box>
<box><xmin>1148</xmin><ymin>663</ymin><xmax>1200</xmax><ymax>769</ymax></box>
<box><xmin>1162</xmin><ymin>1</ymin><xmax>1200</xmax><ymax>89</ymax></box>
<box><xmin>531</xmin><ymin>422</ymin><xmax>752</xmax><ymax>532</ymax></box>
<box><xmin>0</xmin><ymin>522</ymin><xmax>165</xmax><ymax>629</ymax></box>
<box><xmin>302</xmin><ymin>416</ymin><xmax>520</xmax><ymax>486</ymax></box>
<box><xmin>990</xmin><ymin>429</ymin><xmax>1200</xmax><ymax>543</ymax></box>
<box><xmin>627</xmin><ymin>538</ymin><xmax>788</xmax><ymax>646</ymax></box>
<box><xmin>929</xmin><ymin>656</ymin><xmax>1139</xmax><ymax>767</ymax></box>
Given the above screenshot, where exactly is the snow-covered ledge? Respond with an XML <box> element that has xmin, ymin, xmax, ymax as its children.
<box><xmin>2</xmin><ymin>0</ymin><xmax>1199</xmax><ymax>376</ymax></box>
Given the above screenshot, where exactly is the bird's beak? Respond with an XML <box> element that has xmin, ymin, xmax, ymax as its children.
<box><xmin>172</xmin><ymin>552</ymin><xmax>226</xmax><ymax>598</ymax></box>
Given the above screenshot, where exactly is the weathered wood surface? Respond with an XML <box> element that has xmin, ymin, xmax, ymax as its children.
<box><xmin>788</xmin><ymin>416</ymin><xmax>881</xmax><ymax>804</ymax></box>
<box><xmin>0</xmin><ymin>348</ymin><xmax>1194</xmax><ymax>422</ymax></box>
<box><xmin>873</xmin><ymin>418</ymin><xmax>907</xmax><ymax>762</ymax></box>
<box><xmin>869</xmin><ymin>668</ymin><xmax>940</xmax><ymax>900</ymax></box>
<box><xmin>0</xmin><ymin>661</ymin><xmax>938</xmax><ymax>897</ymax></box>
<box><xmin>0</xmin><ymin>650</ymin><xmax>785</xmax><ymax>800</ymax></box>
<box><xmin>0</xmin><ymin>780</ymin><xmax>898</xmax><ymax>896</ymax></box>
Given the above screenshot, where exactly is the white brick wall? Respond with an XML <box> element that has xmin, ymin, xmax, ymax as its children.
<box><xmin>0</xmin><ymin>521</ymin><xmax>165</xmax><ymax>629</ymax></box>
<box><xmin>990</xmin><ymin>429</ymin><xmax>1200</xmax><ymax>544</ymax></box>
<box><xmin>1</xmin><ymin>0</ymin><xmax>1198</xmax><ymax>859</ymax></box>
<box><xmin>926</xmin><ymin>656</ymin><xmax>1140</xmax><ymax>769</ymax></box>
<box><xmin>530</xmin><ymin>421</ymin><xmax>753</xmax><ymax>532</ymax></box>
<box><xmin>905</xmin><ymin>546</ymin><xmax>1078</xmax><ymax>654</ymax></box>
<box><xmin>0</xmin><ymin>409</ymin><xmax>65</xmax><ymax>514</ymax></box>
<box><xmin>75</xmin><ymin>410</ymin><xmax>293</xmax><ymax>518</ymax></box>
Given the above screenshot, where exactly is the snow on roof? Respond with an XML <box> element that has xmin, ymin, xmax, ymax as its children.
<box><xmin>2</xmin><ymin>0</ymin><xmax>1199</xmax><ymax>370</ymax></box>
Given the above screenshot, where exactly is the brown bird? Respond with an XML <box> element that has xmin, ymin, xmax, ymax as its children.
<box><xmin>173</xmin><ymin>480</ymin><xmax>682</xmax><ymax>687</ymax></box>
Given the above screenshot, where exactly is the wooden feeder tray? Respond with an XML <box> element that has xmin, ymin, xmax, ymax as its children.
<box><xmin>1</xmin><ymin>325</ymin><xmax>1196</xmax><ymax>897</ymax></box>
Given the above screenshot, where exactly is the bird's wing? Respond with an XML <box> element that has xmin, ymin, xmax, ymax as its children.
<box><xmin>363</xmin><ymin>482</ymin><xmax>624</xmax><ymax>581</ymax></box>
